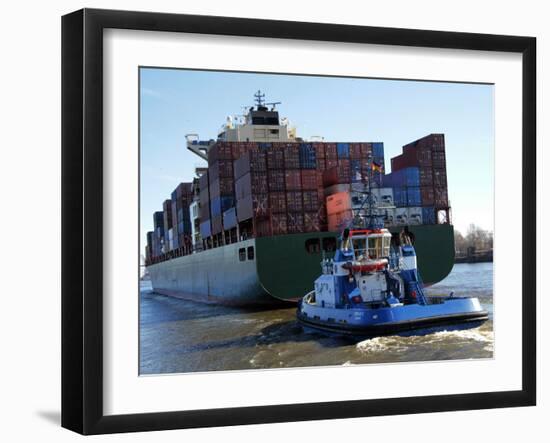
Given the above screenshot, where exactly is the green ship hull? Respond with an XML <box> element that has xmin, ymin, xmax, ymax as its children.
<box><xmin>147</xmin><ymin>224</ymin><xmax>455</xmax><ymax>305</ymax></box>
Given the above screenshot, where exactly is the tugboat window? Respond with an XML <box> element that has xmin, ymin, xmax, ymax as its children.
<box><xmin>239</xmin><ymin>248</ymin><xmax>246</xmax><ymax>261</ymax></box>
<box><xmin>247</xmin><ymin>246</ymin><xmax>255</xmax><ymax>260</ymax></box>
<box><xmin>305</xmin><ymin>238</ymin><xmax>321</xmax><ymax>254</ymax></box>
<box><xmin>322</xmin><ymin>237</ymin><xmax>337</xmax><ymax>252</ymax></box>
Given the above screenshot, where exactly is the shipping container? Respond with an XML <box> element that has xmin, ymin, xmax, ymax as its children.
<box><xmin>209</xmin><ymin>177</ymin><xmax>234</xmax><ymax>198</ymax></box>
<box><xmin>267</xmin><ymin>170</ymin><xmax>286</xmax><ymax>191</ymax></box>
<box><xmin>407</xmin><ymin>187</ymin><xmax>422</xmax><ymax>206</ymax></box>
<box><xmin>266</xmin><ymin>146</ymin><xmax>285</xmax><ymax>169</ymax></box>
<box><xmin>383</xmin><ymin>167</ymin><xmax>420</xmax><ymax>188</ymax></box>
<box><xmin>422</xmin><ymin>207</ymin><xmax>436</xmax><ymax>224</ymax></box>
<box><xmin>268</xmin><ymin>192</ymin><xmax>287</xmax><ymax>213</ymax></box>
<box><xmin>434</xmin><ymin>188</ymin><xmax>449</xmax><ymax>207</ymax></box>
<box><xmin>313</xmin><ymin>142</ymin><xmax>326</xmax><ymax>159</ymax></box>
<box><xmin>337</xmin><ymin>142</ymin><xmax>350</xmax><ymax>159</ymax></box>
<box><xmin>207</xmin><ymin>142</ymin><xmax>233</xmax><ymax>163</ymax></box>
<box><xmin>316</xmin><ymin>157</ymin><xmax>327</xmax><ymax>172</ymax></box>
<box><xmin>298</xmin><ymin>143</ymin><xmax>317</xmax><ymax>169</ymax></box>
<box><xmin>285</xmin><ymin>169</ymin><xmax>302</xmax><ymax>190</ymax></box>
<box><xmin>209</xmin><ymin>159</ymin><xmax>234</xmax><ymax>183</ymax></box>
<box><xmin>211</xmin><ymin>215</ymin><xmax>223</xmax><ymax>235</ymax></box>
<box><xmin>395</xmin><ymin>208</ymin><xmax>409</xmax><ymax>225</ymax></box>
<box><xmin>235</xmin><ymin>172</ymin><xmax>268</xmax><ymax>200</ymax></box>
<box><xmin>286</xmin><ymin>191</ymin><xmax>304</xmax><ymax>212</ymax></box>
<box><xmin>237</xmin><ymin>193</ymin><xmax>268</xmax><ymax>222</ymax></box>
<box><xmin>271</xmin><ymin>213</ymin><xmax>288</xmax><ymax>235</ymax></box>
<box><xmin>360</xmin><ymin>142</ymin><xmax>372</xmax><ymax>158</ymax></box>
<box><xmin>200</xmin><ymin>220</ymin><xmax>211</xmax><ymax>238</ymax></box>
<box><xmin>407</xmin><ymin>207</ymin><xmax>423</xmax><ymax>225</ymax></box>
<box><xmin>304</xmin><ymin>212</ymin><xmax>321</xmax><ymax>232</ymax></box>
<box><xmin>223</xmin><ymin>207</ymin><xmax>238</xmax><ymax>230</ymax></box>
<box><xmin>420</xmin><ymin>187</ymin><xmax>435</xmax><ymax>206</ymax></box>
<box><xmin>325</xmin><ymin>143</ymin><xmax>337</xmax><ymax>159</ymax></box>
<box><xmin>433</xmin><ymin>168</ymin><xmax>447</xmax><ymax>187</ymax></box>
<box><xmin>372</xmin><ymin>142</ymin><xmax>384</xmax><ymax>159</ymax></box>
<box><xmin>303</xmin><ymin>190</ymin><xmax>321</xmax><ymax>212</ymax></box>
<box><xmin>283</xmin><ymin>144</ymin><xmax>300</xmax><ymax>169</ymax></box>
<box><xmin>234</xmin><ymin>150</ymin><xmax>267</xmax><ymax>179</ymax></box>
<box><xmin>300</xmin><ymin>169</ymin><xmax>318</xmax><ymax>190</ymax></box>
<box><xmin>287</xmin><ymin>212</ymin><xmax>305</xmax><ymax>233</ymax></box>
<box><xmin>328</xmin><ymin>209</ymin><xmax>353</xmax><ymax>232</ymax></box>
<box><xmin>327</xmin><ymin>191</ymin><xmax>352</xmax><ymax>215</ymax></box>
<box><xmin>349</xmin><ymin>143</ymin><xmax>362</xmax><ymax>159</ymax></box>
<box><xmin>210</xmin><ymin>196</ymin><xmax>235</xmax><ymax>217</ymax></box>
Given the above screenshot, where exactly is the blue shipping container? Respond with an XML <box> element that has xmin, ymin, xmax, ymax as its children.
<box><xmin>210</xmin><ymin>196</ymin><xmax>236</xmax><ymax>217</ymax></box>
<box><xmin>223</xmin><ymin>207</ymin><xmax>238</xmax><ymax>229</ymax></box>
<box><xmin>407</xmin><ymin>187</ymin><xmax>421</xmax><ymax>206</ymax></box>
<box><xmin>422</xmin><ymin>207</ymin><xmax>436</xmax><ymax>224</ymax></box>
<box><xmin>393</xmin><ymin>188</ymin><xmax>407</xmax><ymax>207</ymax></box>
<box><xmin>299</xmin><ymin>143</ymin><xmax>317</xmax><ymax>169</ymax></box>
<box><xmin>372</xmin><ymin>142</ymin><xmax>384</xmax><ymax>158</ymax></box>
<box><xmin>200</xmin><ymin>220</ymin><xmax>211</xmax><ymax>238</ymax></box>
<box><xmin>337</xmin><ymin>143</ymin><xmax>350</xmax><ymax>158</ymax></box>
<box><xmin>386</xmin><ymin>167</ymin><xmax>420</xmax><ymax>188</ymax></box>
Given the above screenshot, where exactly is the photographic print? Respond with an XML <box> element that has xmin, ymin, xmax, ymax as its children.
<box><xmin>139</xmin><ymin>68</ymin><xmax>494</xmax><ymax>375</ymax></box>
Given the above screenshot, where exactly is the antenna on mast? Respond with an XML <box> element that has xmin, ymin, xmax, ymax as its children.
<box><xmin>254</xmin><ymin>90</ymin><xmax>265</xmax><ymax>107</ymax></box>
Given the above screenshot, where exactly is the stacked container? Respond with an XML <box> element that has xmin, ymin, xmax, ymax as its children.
<box><xmin>389</xmin><ymin>134</ymin><xmax>448</xmax><ymax>225</ymax></box>
<box><xmin>171</xmin><ymin>182</ymin><xmax>194</xmax><ymax>252</ymax></box>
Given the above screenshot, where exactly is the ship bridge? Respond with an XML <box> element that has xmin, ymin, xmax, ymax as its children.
<box><xmin>186</xmin><ymin>90</ymin><xmax>296</xmax><ymax>160</ymax></box>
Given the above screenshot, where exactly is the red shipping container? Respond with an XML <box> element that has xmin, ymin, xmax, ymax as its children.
<box><xmin>268</xmin><ymin>170</ymin><xmax>285</xmax><ymax>191</ymax></box>
<box><xmin>287</xmin><ymin>213</ymin><xmax>304</xmax><ymax>233</ymax></box>
<box><xmin>285</xmin><ymin>170</ymin><xmax>302</xmax><ymax>190</ymax></box>
<box><xmin>326</xmin><ymin>158</ymin><xmax>338</xmax><ymax>169</ymax></box>
<box><xmin>283</xmin><ymin>144</ymin><xmax>300</xmax><ymax>169</ymax></box>
<box><xmin>350</xmin><ymin>143</ymin><xmax>362</xmax><ymax>159</ymax></box>
<box><xmin>235</xmin><ymin>173</ymin><xmax>268</xmax><ymax>200</ymax></box>
<box><xmin>266</xmin><ymin>147</ymin><xmax>285</xmax><ymax>169</ymax></box>
<box><xmin>433</xmin><ymin>168</ymin><xmax>447</xmax><ymax>187</ymax></box>
<box><xmin>360</xmin><ymin>143</ymin><xmax>372</xmax><ymax>158</ymax></box>
<box><xmin>234</xmin><ymin>151</ymin><xmax>267</xmax><ymax>179</ymax></box>
<box><xmin>303</xmin><ymin>191</ymin><xmax>321</xmax><ymax>212</ymax></box>
<box><xmin>304</xmin><ymin>211</ymin><xmax>321</xmax><ymax>232</ymax></box>
<box><xmin>327</xmin><ymin>191</ymin><xmax>352</xmax><ymax>215</ymax></box>
<box><xmin>286</xmin><ymin>191</ymin><xmax>304</xmax><ymax>212</ymax></box>
<box><xmin>301</xmin><ymin>170</ymin><xmax>318</xmax><ymax>190</ymax></box>
<box><xmin>328</xmin><ymin>209</ymin><xmax>353</xmax><ymax>232</ymax></box>
<box><xmin>208</xmin><ymin>142</ymin><xmax>233</xmax><ymax>163</ymax></box>
<box><xmin>419</xmin><ymin>168</ymin><xmax>433</xmax><ymax>186</ymax></box>
<box><xmin>313</xmin><ymin>142</ymin><xmax>326</xmax><ymax>159</ymax></box>
<box><xmin>325</xmin><ymin>143</ymin><xmax>337</xmax><ymax>159</ymax></box>
<box><xmin>316</xmin><ymin>157</ymin><xmax>327</xmax><ymax>172</ymax></box>
<box><xmin>271</xmin><ymin>213</ymin><xmax>288</xmax><ymax>235</ymax></box>
<box><xmin>434</xmin><ymin>188</ymin><xmax>449</xmax><ymax>207</ymax></box>
<box><xmin>420</xmin><ymin>187</ymin><xmax>435</xmax><ymax>206</ymax></box>
<box><xmin>269</xmin><ymin>192</ymin><xmax>287</xmax><ymax>213</ymax></box>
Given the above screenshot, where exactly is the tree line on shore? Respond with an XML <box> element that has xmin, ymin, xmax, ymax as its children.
<box><xmin>454</xmin><ymin>224</ymin><xmax>493</xmax><ymax>257</ymax></box>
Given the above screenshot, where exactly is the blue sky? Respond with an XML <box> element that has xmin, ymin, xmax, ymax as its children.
<box><xmin>140</xmin><ymin>68</ymin><xmax>494</xmax><ymax>250</ymax></box>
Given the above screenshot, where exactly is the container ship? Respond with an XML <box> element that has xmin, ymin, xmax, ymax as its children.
<box><xmin>144</xmin><ymin>92</ymin><xmax>453</xmax><ymax>306</ymax></box>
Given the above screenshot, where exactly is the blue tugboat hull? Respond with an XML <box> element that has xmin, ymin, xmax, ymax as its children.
<box><xmin>297</xmin><ymin>297</ymin><xmax>488</xmax><ymax>337</ymax></box>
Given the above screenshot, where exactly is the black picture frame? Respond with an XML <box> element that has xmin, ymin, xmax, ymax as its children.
<box><xmin>61</xmin><ymin>8</ymin><xmax>536</xmax><ymax>435</ymax></box>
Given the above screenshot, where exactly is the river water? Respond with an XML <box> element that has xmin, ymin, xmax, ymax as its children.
<box><xmin>140</xmin><ymin>262</ymin><xmax>493</xmax><ymax>375</ymax></box>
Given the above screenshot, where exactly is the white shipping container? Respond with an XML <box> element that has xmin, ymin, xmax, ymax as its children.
<box><xmin>407</xmin><ymin>207</ymin><xmax>423</xmax><ymax>225</ymax></box>
<box><xmin>373</xmin><ymin>187</ymin><xmax>394</xmax><ymax>207</ymax></box>
<box><xmin>395</xmin><ymin>208</ymin><xmax>409</xmax><ymax>225</ymax></box>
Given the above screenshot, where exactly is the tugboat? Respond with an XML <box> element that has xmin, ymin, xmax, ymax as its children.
<box><xmin>296</xmin><ymin>173</ymin><xmax>488</xmax><ymax>337</ymax></box>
